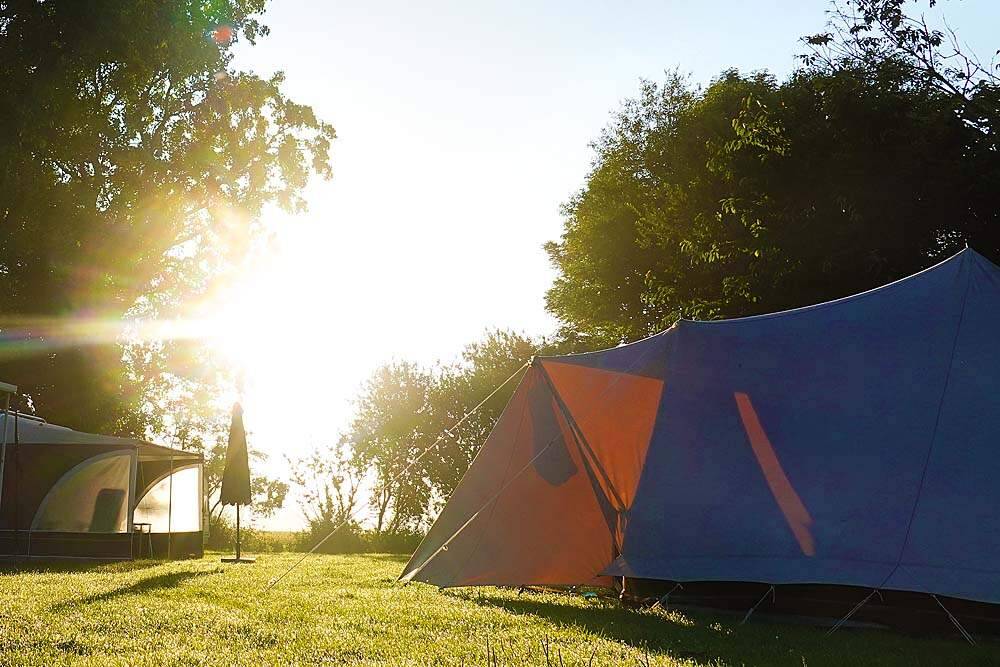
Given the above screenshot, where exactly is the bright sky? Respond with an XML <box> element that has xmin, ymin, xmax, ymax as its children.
<box><xmin>219</xmin><ymin>0</ymin><xmax>1000</xmax><ymax>529</ymax></box>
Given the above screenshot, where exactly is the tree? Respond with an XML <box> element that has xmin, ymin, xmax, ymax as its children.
<box><xmin>288</xmin><ymin>437</ymin><xmax>361</xmax><ymax>531</ymax></box>
<box><xmin>0</xmin><ymin>1</ymin><xmax>334</xmax><ymax>435</ymax></box>
<box><xmin>803</xmin><ymin>0</ymin><xmax>1000</xmax><ymax>122</ymax></box>
<box><xmin>422</xmin><ymin>330</ymin><xmax>548</xmax><ymax>505</ymax></box>
<box><xmin>545</xmin><ymin>59</ymin><xmax>1000</xmax><ymax>344</ymax></box>
<box><xmin>348</xmin><ymin>361</ymin><xmax>438</xmax><ymax>534</ymax></box>
<box><xmin>336</xmin><ymin>330</ymin><xmax>574</xmax><ymax>532</ymax></box>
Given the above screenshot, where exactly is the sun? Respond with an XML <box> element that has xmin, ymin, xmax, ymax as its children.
<box><xmin>195</xmin><ymin>231</ymin><xmax>340</xmax><ymax>400</ymax></box>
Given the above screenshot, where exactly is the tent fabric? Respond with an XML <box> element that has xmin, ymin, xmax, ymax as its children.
<box><xmin>401</xmin><ymin>248</ymin><xmax>1000</xmax><ymax>605</ymax></box>
<box><xmin>401</xmin><ymin>368</ymin><xmax>619</xmax><ymax>587</ymax></box>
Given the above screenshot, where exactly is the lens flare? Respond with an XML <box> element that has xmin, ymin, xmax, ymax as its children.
<box><xmin>0</xmin><ymin>316</ymin><xmax>222</xmax><ymax>360</ymax></box>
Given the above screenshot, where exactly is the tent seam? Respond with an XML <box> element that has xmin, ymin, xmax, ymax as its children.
<box><xmin>536</xmin><ymin>363</ymin><xmax>626</xmax><ymax>511</ymax></box>
<box><xmin>881</xmin><ymin>251</ymin><xmax>974</xmax><ymax>590</ymax></box>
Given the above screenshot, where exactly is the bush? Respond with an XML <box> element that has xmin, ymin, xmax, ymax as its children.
<box><xmin>291</xmin><ymin>520</ymin><xmax>423</xmax><ymax>555</ymax></box>
<box><xmin>206</xmin><ymin>516</ymin><xmax>297</xmax><ymax>553</ymax></box>
<box><xmin>292</xmin><ymin>520</ymin><xmax>365</xmax><ymax>554</ymax></box>
<box><xmin>205</xmin><ymin>515</ymin><xmax>425</xmax><ymax>555</ymax></box>
<box><xmin>364</xmin><ymin>529</ymin><xmax>422</xmax><ymax>554</ymax></box>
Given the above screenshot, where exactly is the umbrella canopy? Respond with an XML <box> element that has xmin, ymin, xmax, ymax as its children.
<box><xmin>220</xmin><ymin>402</ymin><xmax>251</xmax><ymax>506</ymax></box>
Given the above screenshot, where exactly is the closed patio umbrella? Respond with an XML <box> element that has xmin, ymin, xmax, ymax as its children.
<box><xmin>221</xmin><ymin>402</ymin><xmax>253</xmax><ymax>563</ymax></box>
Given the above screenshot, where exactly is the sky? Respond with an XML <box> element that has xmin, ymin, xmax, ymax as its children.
<box><xmin>221</xmin><ymin>0</ymin><xmax>1000</xmax><ymax>529</ymax></box>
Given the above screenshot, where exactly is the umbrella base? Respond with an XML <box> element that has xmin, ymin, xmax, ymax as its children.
<box><xmin>221</xmin><ymin>556</ymin><xmax>256</xmax><ymax>564</ymax></box>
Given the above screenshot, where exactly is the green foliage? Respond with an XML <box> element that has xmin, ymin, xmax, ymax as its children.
<box><xmin>0</xmin><ymin>0</ymin><xmax>334</xmax><ymax>435</ymax></box>
<box><xmin>204</xmin><ymin>519</ymin><xmax>295</xmax><ymax>552</ymax></box>
<box><xmin>338</xmin><ymin>330</ymin><xmax>575</xmax><ymax>533</ymax></box>
<box><xmin>1</xmin><ymin>554</ymin><xmax>997</xmax><ymax>665</ymax></box>
<box><xmin>349</xmin><ymin>360</ymin><xmax>438</xmax><ymax>534</ymax></box>
<box><xmin>288</xmin><ymin>438</ymin><xmax>361</xmax><ymax>532</ymax></box>
<box><xmin>289</xmin><ymin>523</ymin><xmax>422</xmax><ymax>555</ymax></box>
<box><xmin>803</xmin><ymin>1</ymin><xmax>1000</xmax><ymax>121</ymax></box>
<box><xmin>288</xmin><ymin>331</ymin><xmax>580</xmax><ymax>536</ymax></box>
<box><xmin>546</xmin><ymin>60</ymin><xmax>1000</xmax><ymax>343</ymax></box>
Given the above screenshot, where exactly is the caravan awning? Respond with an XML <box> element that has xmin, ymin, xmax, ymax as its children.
<box><xmin>3</xmin><ymin>412</ymin><xmax>201</xmax><ymax>463</ymax></box>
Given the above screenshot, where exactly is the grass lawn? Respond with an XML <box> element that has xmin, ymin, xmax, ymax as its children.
<box><xmin>1</xmin><ymin>553</ymin><xmax>997</xmax><ymax>666</ymax></box>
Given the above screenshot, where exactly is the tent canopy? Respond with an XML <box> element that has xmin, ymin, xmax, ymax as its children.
<box><xmin>3</xmin><ymin>412</ymin><xmax>200</xmax><ymax>463</ymax></box>
<box><xmin>402</xmin><ymin>248</ymin><xmax>1000</xmax><ymax>605</ymax></box>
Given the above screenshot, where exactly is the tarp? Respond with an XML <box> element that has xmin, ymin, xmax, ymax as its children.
<box><xmin>401</xmin><ymin>248</ymin><xmax>1000</xmax><ymax>605</ymax></box>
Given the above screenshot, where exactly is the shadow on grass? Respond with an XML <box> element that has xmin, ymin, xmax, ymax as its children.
<box><xmin>458</xmin><ymin>591</ymin><xmax>998</xmax><ymax>667</ymax></box>
<box><xmin>0</xmin><ymin>558</ymin><xmax>162</xmax><ymax>576</ymax></box>
<box><xmin>460</xmin><ymin>593</ymin><xmax>741</xmax><ymax>665</ymax></box>
<box><xmin>50</xmin><ymin>569</ymin><xmax>220</xmax><ymax>610</ymax></box>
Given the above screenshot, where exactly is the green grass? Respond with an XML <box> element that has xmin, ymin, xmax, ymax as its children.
<box><xmin>1</xmin><ymin>553</ymin><xmax>997</xmax><ymax>666</ymax></box>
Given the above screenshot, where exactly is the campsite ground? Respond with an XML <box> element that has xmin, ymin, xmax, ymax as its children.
<box><xmin>0</xmin><ymin>553</ymin><xmax>997</xmax><ymax>666</ymax></box>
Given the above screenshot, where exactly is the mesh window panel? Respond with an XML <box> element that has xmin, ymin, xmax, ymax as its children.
<box><xmin>32</xmin><ymin>452</ymin><xmax>132</xmax><ymax>533</ymax></box>
<box><xmin>134</xmin><ymin>466</ymin><xmax>201</xmax><ymax>533</ymax></box>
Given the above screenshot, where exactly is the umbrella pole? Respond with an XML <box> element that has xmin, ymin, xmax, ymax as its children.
<box><xmin>236</xmin><ymin>504</ymin><xmax>241</xmax><ymax>560</ymax></box>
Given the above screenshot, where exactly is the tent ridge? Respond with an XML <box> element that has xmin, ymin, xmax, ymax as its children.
<box><xmin>677</xmin><ymin>247</ymin><xmax>976</xmax><ymax>327</ymax></box>
<box><xmin>883</xmin><ymin>248</ymin><xmax>975</xmax><ymax>577</ymax></box>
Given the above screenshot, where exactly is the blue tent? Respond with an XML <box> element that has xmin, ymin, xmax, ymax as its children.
<box><xmin>402</xmin><ymin>248</ymin><xmax>1000</xmax><ymax>606</ymax></box>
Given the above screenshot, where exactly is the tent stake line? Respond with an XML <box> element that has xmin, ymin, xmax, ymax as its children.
<box><xmin>933</xmin><ymin>594</ymin><xmax>976</xmax><ymax>645</ymax></box>
<box><xmin>740</xmin><ymin>585</ymin><xmax>775</xmax><ymax>625</ymax></box>
<box><xmin>263</xmin><ymin>361</ymin><xmax>532</xmax><ymax>593</ymax></box>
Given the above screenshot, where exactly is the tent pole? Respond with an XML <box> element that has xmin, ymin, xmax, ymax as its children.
<box><xmin>650</xmin><ymin>583</ymin><xmax>683</xmax><ymax>611</ymax></box>
<box><xmin>740</xmin><ymin>585</ymin><xmax>775</xmax><ymax>625</ymax></box>
<box><xmin>167</xmin><ymin>455</ymin><xmax>173</xmax><ymax>560</ymax></box>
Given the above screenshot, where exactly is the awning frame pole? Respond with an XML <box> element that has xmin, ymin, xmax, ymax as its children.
<box><xmin>167</xmin><ymin>454</ymin><xmax>173</xmax><ymax>560</ymax></box>
<box><xmin>14</xmin><ymin>407</ymin><xmax>25</xmax><ymax>560</ymax></box>
<box><xmin>128</xmin><ymin>446</ymin><xmax>138</xmax><ymax>560</ymax></box>
<box><xmin>0</xmin><ymin>390</ymin><xmax>11</xmax><ymax>515</ymax></box>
